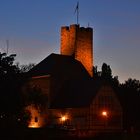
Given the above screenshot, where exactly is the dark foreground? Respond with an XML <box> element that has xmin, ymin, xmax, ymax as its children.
<box><xmin>0</xmin><ymin>128</ymin><xmax>140</xmax><ymax>140</ymax></box>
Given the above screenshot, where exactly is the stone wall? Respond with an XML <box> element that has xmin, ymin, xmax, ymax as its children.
<box><xmin>75</xmin><ymin>27</ymin><xmax>93</xmax><ymax>77</ymax></box>
<box><xmin>60</xmin><ymin>24</ymin><xmax>93</xmax><ymax>77</ymax></box>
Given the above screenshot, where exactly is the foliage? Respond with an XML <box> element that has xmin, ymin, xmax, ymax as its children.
<box><xmin>101</xmin><ymin>63</ymin><xmax>112</xmax><ymax>79</ymax></box>
<box><xmin>119</xmin><ymin>78</ymin><xmax>140</xmax><ymax>130</ymax></box>
<box><xmin>0</xmin><ymin>52</ymin><xmax>19</xmax><ymax>76</ymax></box>
<box><xmin>93</xmin><ymin>63</ymin><xmax>119</xmax><ymax>87</ymax></box>
<box><xmin>19</xmin><ymin>63</ymin><xmax>35</xmax><ymax>73</ymax></box>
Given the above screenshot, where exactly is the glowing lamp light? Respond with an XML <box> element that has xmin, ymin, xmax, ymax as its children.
<box><xmin>102</xmin><ymin>111</ymin><xmax>108</xmax><ymax>117</ymax></box>
<box><xmin>28</xmin><ymin>123</ymin><xmax>40</xmax><ymax>128</ymax></box>
<box><xmin>61</xmin><ymin>116</ymin><xmax>66</xmax><ymax>122</ymax></box>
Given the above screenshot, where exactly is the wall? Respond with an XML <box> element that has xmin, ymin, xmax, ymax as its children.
<box><xmin>60</xmin><ymin>24</ymin><xmax>93</xmax><ymax>77</ymax></box>
<box><xmin>89</xmin><ymin>84</ymin><xmax>123</xmax><ymax>132</ymax></box>
<box><xmin>75</xmin><ymin>27</ymin><xmax>93</xmax><ymax>77</ymax></box>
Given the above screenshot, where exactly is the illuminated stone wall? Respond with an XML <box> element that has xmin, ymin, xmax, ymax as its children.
<box><xmin>75</xmin><ymin>27</ymin><xmax>93</xmax><ymax>77</ymax></box>
<box><xmin>60</xmin><ymin>24</ymin><xmax>93</xmax><ymax>77</ymax></box>
<box><xmin>61</xmin><ymin>25</ymin><xmax>78</xmax><ymax>56</ymax></box>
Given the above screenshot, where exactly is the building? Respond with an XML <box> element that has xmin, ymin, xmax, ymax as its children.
<box><xmin>49</xmin><ymin>80</ymin><xmax>122</xmax><ymax>135</ymax></box>
<box><xmin>29</xmin><ymin>53</ymin><xmax>90</xmax><ymax>105</ymax></box>
<box><xmin>61</xmin><ymin>24</ymin><xmax>93</xmax><ymax>77</ymax></box>
<box><xmin>24</xmin><ymin>24</ymin><xmax>123</xmax><ymax>135</ymax></box>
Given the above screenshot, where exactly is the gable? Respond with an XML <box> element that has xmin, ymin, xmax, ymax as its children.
<box><xmin>91</xmin><ymin>84</ymin><xmax>122</xmax><ymax>113</ymax></box>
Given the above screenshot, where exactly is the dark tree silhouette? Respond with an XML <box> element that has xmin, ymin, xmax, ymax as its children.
<box><xmin>20</xmin><ymin>63</ymin><xmax>35</xmax><ymax>73</ymax></box>
<box><xmin>101</xmin><ymin>63</ymin><xmax>112</xmax><ymax>79</ymax></box>
<box><xmin>0</xmin><ymin>52</ymin><xmax>23</xmax><ymax>127</ymax></box>
<box><xmin>0</xmin><ymin>52</ymin><xmax>19</xmax><ymax>76</ymax></box>
<box><xmin>93</xmin><ymin>63</ymin><xmax>119</xmax><ymax>87</ymax></box>
<box><xmin>119</xmin><ymin>78</ymin><xmax>140</xmax><ymax>131</ymax></box>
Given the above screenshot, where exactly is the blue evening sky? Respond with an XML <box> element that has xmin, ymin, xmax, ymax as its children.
<box><xmin>0</xmin><ymin>0</ymin><xmax>140</xmax><ymax>82</ymax></box>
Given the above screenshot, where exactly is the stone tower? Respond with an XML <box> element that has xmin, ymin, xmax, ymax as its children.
<box><xmin>60</xmin><ymin>24</ymin><xmax>93</xmax><ymax>77</ymax></box>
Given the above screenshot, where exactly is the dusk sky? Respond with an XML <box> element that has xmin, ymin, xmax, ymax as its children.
<box><xmin>0</xmin><ymin>0</ymin><xmax>140</xmax><ymax>83</ymax></box>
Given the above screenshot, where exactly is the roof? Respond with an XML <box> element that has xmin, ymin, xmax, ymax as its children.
<box><xmin>29</xmin><ymin>53</ymin><xmax>90</xmax><ymax>80</ymax></box>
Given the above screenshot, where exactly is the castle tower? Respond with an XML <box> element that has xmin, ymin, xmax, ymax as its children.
<box><xmin>60</xmin><ymin>24</ymin><xmax>93</xmax><ymax>77</ymax></box>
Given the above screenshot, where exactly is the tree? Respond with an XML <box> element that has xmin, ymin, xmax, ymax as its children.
<box><xmin>119</xmin><ymin>78</ymin><xmax>140</xmax><ymax>130</ymax></box>
<box><xmin>93</xmin><ymin>66</ymin><xmax>101</xmax><ymax>78</ymax></box>
<box><xmin>124</xmin><ymin>78</ymin><xmax>140</xmax><ymax>92</ymax></box>
<box><xmin>93</xmin><ymin>63</ymin><xmax>120</xmax><ymax>87</ymax></box>
<box><xmin>0</xmin><ymin>52</ymin><xmax>19</xmax><ymax>76</ymax></box>
<box><xmin>0</xmin><ymin>52</ymin><xmax>23</xmax><ymax>127</ymax></box>
<box><xmin>19</xmin><ymin>63</ymin><xmax>35</xmax><ymax>73</ymax></box>
<box><xmin>101</xmin><ymin>63</ymin><xmax>112</xmax><ymax>79</ymax></box>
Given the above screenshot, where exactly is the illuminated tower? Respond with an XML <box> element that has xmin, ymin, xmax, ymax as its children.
<box><xmin>60</xmin><ymin>24</ymin><xmax>93</xmax><ymax>77</ymax></box>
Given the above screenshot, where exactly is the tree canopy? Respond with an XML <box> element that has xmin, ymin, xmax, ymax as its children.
<box><xmin>0</xmin><ymin>52</ymin><xmax>19</xmax><ymax>76</ymax></box>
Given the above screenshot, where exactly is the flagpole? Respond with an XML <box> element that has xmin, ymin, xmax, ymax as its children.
<box><xmin>75</xmin><ymin>2</ymin><xmax>79</xmax><ymax>25</ymax></box>
<box><xmin>77</xmin><ymin>4</ymin><xmax>79</xmax><ymax>25</ymax></box>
